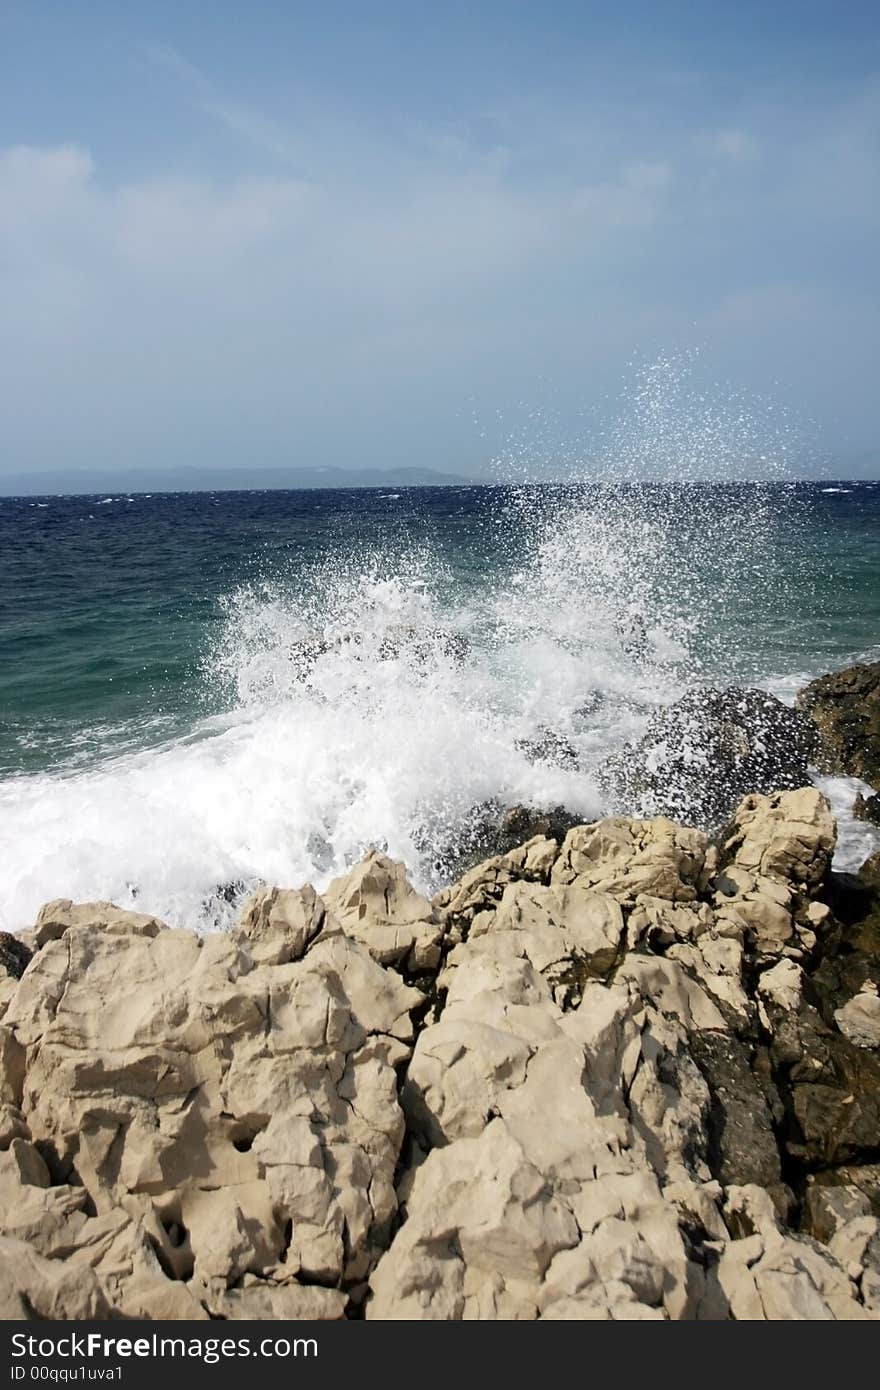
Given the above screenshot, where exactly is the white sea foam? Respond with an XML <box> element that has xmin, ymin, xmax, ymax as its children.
<box><xmin>814</xmin><ymin>775</ymin><xmax>880</xmax><ymax>873</ymax></box>
<box><xmin>0</xmin><ymin>481</ymin><xmax>818</xmax><ymax>933</ymax></box>
<box><xmin>0</xmin><ymin>492</ymin><xmax>686</xmax><ymax>930</ymax></box>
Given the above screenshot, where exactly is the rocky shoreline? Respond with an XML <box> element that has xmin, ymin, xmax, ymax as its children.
<box><xmin>2</xmin><ymin>663</ymin><xmax>880</xmax><ymax>1321</ymax></box>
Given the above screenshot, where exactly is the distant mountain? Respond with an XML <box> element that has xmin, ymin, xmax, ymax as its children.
<box><xmin>0</xmin><ymin>464</ymin><xmax>484</xmax><ymax>497</ymax></box>
<box><xmin>3</xmin><ymin>458</ymin><xmax>877</xmax><ymax>497</ymax></box>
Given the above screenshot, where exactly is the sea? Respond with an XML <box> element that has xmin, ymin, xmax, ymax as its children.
<box><xmin>1</xmin><ymin>479</ymin><xmax>879</xmax><ymax>932</ymax></box>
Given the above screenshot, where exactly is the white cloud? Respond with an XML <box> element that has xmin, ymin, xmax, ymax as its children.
<box><xmin>0</xmin><ymin>144</ymin><xmax>94</xmax><ymax>229</ymax></box>
<box><xmin>0</xmin><ymin>68</ymin><xmax>878</xmax><ymax>472</ymax></box>
<box><xmin>114</xmin><ymin>176</ymin><xmax>314</xmax><ymax>266</ymax></box>
<box><xmin>623</xmin><ymin>160</ymin><xmax>673</xmax><ymax>191</ymax></box>
<box><xmin>0</xmin><ymin>137</ymin><xmax>673</xmax><ymax>292</ymax></box>
<box><xmin>713</xmin><ymin>130</ymin><xmax>760</xmax><ymax>162</ymax></box>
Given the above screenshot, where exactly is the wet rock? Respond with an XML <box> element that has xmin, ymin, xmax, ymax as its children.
<box><xmin>766</xmin><ymin>997</ymin><xmax>880</xmax><ymax>1167</ymax></box>
<box><xmin>427</xmin><ymin>800</ymin><xmax>583</xmax><ymax>881</ymax></box>
<box><xmin>0</xmin><ymin>933</ymin><xmax>32</xmax><ymax>981</ymax></box>
<box><xmin>834</xmin><ymin>983</ymin><xmax>880</xmax><ymax>1049</ymax></box>
<box><xmin>803</xmin><ymin>1182</ymin><xmax>872</xmax><ymax>1243</ymax></box>
<box><xmin>797</xmin><ymin>659</ymin><xmax>880</xmax><ymax>787</ymax></box>
<box><xmin>600</xmin><ymin>686</ymin><xmax>819</xmax><ymax>828</ymax></box>
<box><xmin>812</xmin><ymin>1165</ymin><xmax>880</xmax><ymax>1217</ymax></box>
<box><xmin>860</xmin><ymin>850</ymin><xmax>880</xmax><ymax>892</ymax></box>
<box><xmin>515</xmin><ymin>727</ymin><xmax>580</xmax><ymax>769</ymax></box>
<box><xmin>853</xmin><ymin>791</ymin><xmax>880</xmax><ymax>825</ymax></box>
<box><xmin>809</xmin><ymin>871</ymin><xmax>880</xmax><ymax>1016</ymax></box>
<box><xmin>290</xmin><ymin>626</ymin><xmax>469</xmax><ymax>681</ymax></box>
<box><xmin>498</xmin><ymin>803</ymin><xmax>584</xmax><ymax>848</ymax></box>
<box><xmin>688</xmin><ymin>1032</ymin><xmax>784</xmax><ymax>1192</ymax></box>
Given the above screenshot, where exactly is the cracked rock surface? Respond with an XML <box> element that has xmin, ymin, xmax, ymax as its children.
<box><xmin>1</xmin><ymin>789</ymin><xmax>879</xmax><ymax>1319</ymax></box>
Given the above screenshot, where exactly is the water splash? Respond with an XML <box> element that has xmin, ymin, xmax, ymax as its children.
<box><xmin>0</xmin><ymin>354</ymin><xmax>854</xmax><ymax>931</ymax></box>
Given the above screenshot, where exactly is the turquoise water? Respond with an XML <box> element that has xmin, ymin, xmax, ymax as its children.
<box><xmin>1</xmin><ymin>481</ymin><xmax>878</xmax><ymax>929</ymax></box>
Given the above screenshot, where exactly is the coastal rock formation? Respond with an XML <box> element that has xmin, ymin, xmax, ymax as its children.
<box><xmin>600</xmin><ymin>686</ymin><xmax>819</xmax><ymax>828</ymax></box>
<box><xmin>797</xmin><ymin>660</ymin><xmax>880</xmax><ymax>787</ymax></box>
<box><xmin>1</xmin><ymin>788</ymin><xmax>879</xmax><ymax>1320</ymax></box>
<box><xmin>853</xmin><ymin>792</ymin><xmax>880</xmax><ymax>826</ymax></box>
<box><xmin>0</xmin><ymin>889</ymin><xmax>420</xmax><ymax>1320</ymax></box>
<box><xmin>419</xmin><ymin>800</ymin><xmax>583</xmax><ymax>884</ymax></box>
<box><xmin>515</xmin><ymin>727</ymin><xmax>580</xmax><ymax>769</ymax></box>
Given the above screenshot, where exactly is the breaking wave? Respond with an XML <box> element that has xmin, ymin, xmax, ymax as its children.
<box><xmin>0</xmin><ymin>355</ymin><xmax>870</xmax><ymax>930</ymax></box>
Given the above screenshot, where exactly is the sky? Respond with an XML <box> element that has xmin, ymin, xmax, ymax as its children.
<box><xmin>1</xmin><ymin>0</ymin><xmax>878</xmax><ymax>480</ymax></box>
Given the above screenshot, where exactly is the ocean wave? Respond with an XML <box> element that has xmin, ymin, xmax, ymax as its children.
<box><xmin>0</xmin><ymin>478</ymin><xmax>819</xmax><ymax>932</ymax></box>
<box><xmin>0</xmin><ymin>355</ymin><xmax>864</xmax><ymax>930</ymax></box>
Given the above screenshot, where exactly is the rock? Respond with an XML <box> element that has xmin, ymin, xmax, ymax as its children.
<box><xmin>434</xmin><ymin>835</ymin><xmax>560</xmax><ymax>925</ymax></box>
<box><xmin>716</xmin><ymin>787</ymin><xmax>835</xmax><ymax>894</ymax></box>
<box><xmin>687</xmin><ymin>1032</ymin><xmax>784</xmax><ymax>1192</ymax></box>
<box><xmin>483</xmin><ymin>879</ymin><xmax>625</xmax><ymax>981</ymax></box>
<box><xmin>600</xmin><ymin>686</ymin><xmax>819</xmax><ymax>828</ymax></box>
<box><xmin>0</xmin><ymin>1026</ymin><xmax>25</xmax><ymax>1106</ymax></box>
<box><xmin>834</xmin><ymin>983</ymin><xmax>880</xmax><ymax>1049</ymax></box>
<box><xmin>0</xmin><ymin>1235</ymin><xmax>112</xmax><ymax>1320</ymax></box>
<box><xmin>5</xmin><ymin>786</ymin><xmax>880</xmax><ymax>1321</ymax></box>
<box><xmin>828</xmin><ymin>1216</ymin><xmax>880</xmax><ymax>1312</ymax></box>
<box><xmin>425</xmin><ymin>800</ymin><xmax>582</xmax><ymax>882</ymax></box>
<box><xmin>323</xmin><ymin>850</ymin><xmax>446</xmax><ymax>974</ymax></box>
<box><xmin>766</xmin><ymin>996</ymin><xmax>880</xmax><ymax>1167</ymax></box>
<box><xmin>860</xmin><ymin>850</ymin><xmax>880</xmax><ymax>892</ymax></box>
<box><xmin>758</xmin><ymin>959</ymin><xmax>804</xmax><ymax>1014</ymax></box>
<box><xmin>797</xmin><ymin>660</ymin><xmax>880</xmax><ymax>786</ymax></box>
<box><xmin>615</xmin><ymin>954</ymin><xmax>728</xmax><ymax>1031</ymax></box>
<box><xmin>853</xmin><ymin>792</ymin><xmax>880</xmax><ymax>825</ymax></box>
<box><xmin>811</xmin><ymin>1165</ymin><xmax>880</xmax><ymax>1217</ymax></box>
<box><xmin>803</xmin><ymin>1183</ymin><xmax>872</xmax><ymax>1243</ymax></box>
<box><xmin>515</xmin><ymin>728</ymin><xmax>579</xmax><ymax>769</ymax></box>
<box><xmin>664</xmin><ymin>934</ymin><xmax>752</xmax><ymax>1022</ymax></box>
<box><xmin>290</xmin><ymin>626</ymin><xmax>469</xmax><ymax>681</ymax></box>
<box><xmin>810</xmin><ymin>872</ymin><xmax>880</xmax><ymax>1015</ymax></box>
<box><xmin>368</xmin><ymin>1120</ymin><xmax>581</xmax><ymax>1319</ymax></box>
<box><xmin>717</xmin><ymin>1185</ymin><xmax>871</xmax><ymax>1320</ymax></box>
<box><xmin>0</xmin><ymin>893</ymin><xmax>422</xmax><ymax>1317</ymax></box>
<box><xmin>0</xmin><ymin>933</ymin><xmax>32</xmax><ymax>981</ymax></box>
<box><xmin>551</xmin><ymin>816</ymin><xmax>707</xmax><ymax>902</ymax></box>
<box><xmin>208</xmin><ymin>1282</ymin><xmax>347</xmax><ymax>1320</ymax></box>
<box><xmin>32</xmin><ymin>898</ymin><xmax>166</xmax><ymax>949</ymax></box>
<box><xmin>236</xmin><ymin>883</ymin><xmax>325</xmax><ymax>965</ymax></box>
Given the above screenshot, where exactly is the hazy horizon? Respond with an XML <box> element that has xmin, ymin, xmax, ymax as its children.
<box><xmin>4</xmin><ymin>460</ymin><xmax>880</xmax><ymax>497</ymax></box>
<box><xmin>2</xmin><ymin>2</ymin><xmax>878</xmax><ymax>482</ymax></box>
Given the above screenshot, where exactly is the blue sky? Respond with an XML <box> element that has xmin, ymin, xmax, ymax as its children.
<box><xmin>1</xmin><ymin>1</ymin><xmax>878</xmax><ymax>478</ymax></box>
